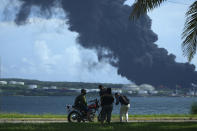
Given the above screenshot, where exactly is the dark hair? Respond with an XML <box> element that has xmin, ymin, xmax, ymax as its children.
<box><xmin>81</xmin><ymin>89</ymin><xmax>86</xmax><ymax>94</ymax></box>
<box><xmin>115</xmin><ymin>93</ymin><xmax>119</xmax><ymax>96</ymax></box>
<box><xmin>98</xmin><ymin>85</ymin><xmax>103</xmax><ymax>89</ymax></box>
<box><xmin>107</xmin><ymin>88</ymin><xmax>112</xmax><ymax>94</ymax></box>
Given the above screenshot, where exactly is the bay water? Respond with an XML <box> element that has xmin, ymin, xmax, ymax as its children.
<box><xmin>0</xmin><ymin>96</ymin><xmax>197</xmax><ymax>115</ymax></box>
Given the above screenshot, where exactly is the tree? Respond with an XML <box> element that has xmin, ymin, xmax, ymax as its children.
<box><xmin>130</xmin><ymin>0</ymin><xmax>197</xmax><ymax>62</ymax></box>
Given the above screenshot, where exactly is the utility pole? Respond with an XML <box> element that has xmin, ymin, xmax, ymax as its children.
<box><xmin>0</xmin><ymin>56</ymin><xmax>1</xmax><ymax>112</ymax></box>
<box><xmin>0</xmin><ymin>56</ymin><xmax>1</xmax><ymax>79</ymax></box>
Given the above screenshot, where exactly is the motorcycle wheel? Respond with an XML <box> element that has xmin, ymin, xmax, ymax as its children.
<box><xmin>88</xmin><ymin>112</ymin><xmax>95</xmax><ymax>122</ymax></box>
<box><xmin>68</xmin><ymin>111</ymin><xmax>81</xmax><ymax>123</ymax></box>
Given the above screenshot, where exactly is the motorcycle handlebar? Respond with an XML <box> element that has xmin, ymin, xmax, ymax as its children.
<box><xmin>88</xmin><ymin>99</ymin><xmax>98</xmax><ymax>103</ymax></box>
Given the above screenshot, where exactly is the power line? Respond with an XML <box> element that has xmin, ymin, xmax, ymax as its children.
<box><xmin>167</xmin><ymin>0</ymin><xmax>191</xmax><ymax>6</ymax></box>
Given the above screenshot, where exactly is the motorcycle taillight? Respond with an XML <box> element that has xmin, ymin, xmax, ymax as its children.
<box><xmin>88</xmin><ymin>104</ymin><xmax>96</xmax><ymax>109</ymax></box>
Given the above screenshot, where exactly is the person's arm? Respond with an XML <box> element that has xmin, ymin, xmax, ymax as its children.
<box><xmin>82</xmin><ymin>95</ymin><xmax>87</xmax><ymax>106</ymax></box>
<box><xmin>99</xmin><ymin>90</ymin><xmax>102</xmax><ymax>96</ymax></box>
<box><xmin>100</xmin><ymin>96</ymin><xmax>104</xmax><ymax>106</ymax></box>
<box><xmin>74</xmin><ymin>96</ymin><xmax>79</xmax><ymax>106</ymax></box>
<box><xmin>115</xmin><ymin>97</ymin><xmax>119</xmax><ymax>105</ymax></box>
<box><xmin>112</xmin><ymin>96</ymin><xmax>114</xmax><ymax>103</ymax></box>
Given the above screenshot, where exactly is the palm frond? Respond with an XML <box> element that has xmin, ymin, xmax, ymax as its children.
<box><xmin>130</xmin><ymin>0</ymin><xmax>167</xmax><ymax>19</ymax></box>
<box><xmin>182</xmin><ymin>1</ymin><xmax>197</xmax><ymax>62</ymax></box>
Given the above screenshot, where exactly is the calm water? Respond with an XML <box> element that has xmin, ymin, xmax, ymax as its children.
<box><xmin>0</xmin><ymin>96</ymin><xmax>197</xmax><ymax>115</ymax></box>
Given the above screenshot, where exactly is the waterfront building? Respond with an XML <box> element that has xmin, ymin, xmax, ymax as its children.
<box><xmin>50</xmin><ymin>86</ymin><xmax>57</xmax><ymax>89</ymax></box>
<box><xmin>28</xmin><ymin>85</ymin><xmax>37</xmax><ymax>89</ymax></box>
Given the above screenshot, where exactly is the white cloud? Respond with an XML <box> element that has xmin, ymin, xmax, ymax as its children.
<box><xmin>0</xmin><ymin>0</ymin><xmax>21</xmax><ymax>21</ymax></box>
<box><xmin>0</xmin><ymin>9</ymin><xmax>131</xmax><ymax>84</ymax></box>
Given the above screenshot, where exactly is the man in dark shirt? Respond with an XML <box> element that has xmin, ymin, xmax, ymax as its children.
<box><xmin>100</xmin><ymin>88</ymin><xmax>114</xmax><ymax>124</ymax></box>
<box><xmin>98</xmin><ymin>85</ymin><xmax>107</xmax><ymax>97</ymax></box>
<box><xmin>98</xmin><ymin>85</ymin><xmax>107</xmax><ymax>121</ymax></box>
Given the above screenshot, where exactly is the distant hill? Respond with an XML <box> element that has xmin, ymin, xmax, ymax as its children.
<box><xmin>0</xmin><ymin>78</ymin><xmax>125</xmax><ymax>96</ymax></box>
<box><xmin>0</xmin><ymin>78</ymin><xmax>124</xmax><ymax>89</ymax></box>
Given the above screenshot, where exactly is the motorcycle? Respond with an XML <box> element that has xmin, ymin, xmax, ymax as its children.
<box><xmin>66</xmin><ymin>99</ymin><xmax>100</xmax><ymax>122</ymax></box>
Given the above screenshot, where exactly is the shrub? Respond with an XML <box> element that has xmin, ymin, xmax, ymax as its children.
<box><xmin>190</xmin><ymin>102</ymin><xmax>197</xmax><ymax>114</ymax></box>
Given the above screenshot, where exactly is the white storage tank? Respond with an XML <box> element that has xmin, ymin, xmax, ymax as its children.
<box><xmin>9</xmin><ymin>81</ymin><xmax>17</xmax><ymax>85</ymax></box>
<box><xmin>138</xmin><ymin>90</ymin><xmax>148</xmax><ymax>95</ymax></box>
<box><xmin>43</xmin><ymin>87</ymin><xmax>49</xmax><ymax>90</ymax></box>
<box><xmin>0</xmin><ymin>81</ymin><xmax>7</xmax><ymax>85</ymax></box>
<box><xmin>16</xmin><ymin>82</ymin><xmax>25</xmax><ymax>85</ymax></box>
<box><xmin>28</xmin><ymin>85</ymin><xmax>37</xmax><ymax>89</ymax></box>
<box><xmin>51</xmin><ymin>86</ymin><xmax>57</xmax><ymax>89</ymax></box>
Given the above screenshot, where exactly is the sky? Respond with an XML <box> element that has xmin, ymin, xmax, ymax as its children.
<box><xmin>126</xmin><ymin>0</ymin><xmax>196</xmax><ymax>63</ymax></box>
<box><xmin>0</xmin><ymin>0</ymin><xmax>196</xmax><ymax>83</ymax></box>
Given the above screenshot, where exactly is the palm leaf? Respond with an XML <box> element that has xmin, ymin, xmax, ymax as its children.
<box><xmin>130</xmin><ymin>0</ymin><xmax>167</xmax><ymax>19</ymax></box>
<box><xmin>182</xmin><ymin>1</ymin><xmax>197</xmax><ymax>62</ymax></box>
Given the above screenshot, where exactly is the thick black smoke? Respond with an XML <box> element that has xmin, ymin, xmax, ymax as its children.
<box><xmin>13</xmin><ymin>0</ymin><xmax>197</xmax><ymax>88</ymax></box>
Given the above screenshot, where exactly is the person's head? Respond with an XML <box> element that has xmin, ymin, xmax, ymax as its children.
<box><xmin>98</xmin><ymin>85</ymin><xmax>104</xmax><ymax>90</ymax></box>
<box><xmin>107</xmin><ymin>88</ymin><xmax>112</xmax><ymax>94</ymax></box>
<box><xmin>115</xmin><ymin>93</ymin><xmax>120</xmax><ymax>98</ymax></box>
<box><xmin>81</xmin><ymin>89</ymin><xmax>86</xmax><ymax>95</ymax></box>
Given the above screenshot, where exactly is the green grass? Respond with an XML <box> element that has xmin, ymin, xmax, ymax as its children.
<box><xmin>1</xmin><ymin>113</ymin><xmax>197</xmax><ymax>131</ymax></box>
<box><xmin>0</xmin><ymin>113</ymin><xmax>197</xmax><ymax>118</ymax></box>
<box><xmin>0</xmin><ymin>113</ymin><xmax>67</xmax><ymax>118</ymax></box>
<box><xmin>0</xmin><ymin>123</ymin><xmax>197</xmax><ymax>131</ymax></box>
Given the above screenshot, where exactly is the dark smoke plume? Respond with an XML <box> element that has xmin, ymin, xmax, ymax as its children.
<box><xmin>13</xmin><ymin>0</ymin><xmax>197</xmax><ymax>88</ymax></box>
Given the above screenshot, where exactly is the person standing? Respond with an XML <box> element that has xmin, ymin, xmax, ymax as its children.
<box><xmin>98</xmin><ymin>85</ymin><xmax>107</xmax><ymax>97</ymax></box>
<box><xmin>115</xmin><ymin>93</ymin><xmax>130</xmax><ymax>122</ymax></box>
<box><xmin>100</xmin><ymin>88</ymin><xmax>114</xmax><ymax>124</ymax></box>
<box><xmin>98</xmin><ymin>85</ymin><xmax>107</xmax><ymax>121</ymax></box>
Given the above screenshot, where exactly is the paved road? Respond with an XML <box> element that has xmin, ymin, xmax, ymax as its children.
<box><xmin>1</xmin><ymin>118</ymin><xmax>197</xmax><ymax>123</ymax></box>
